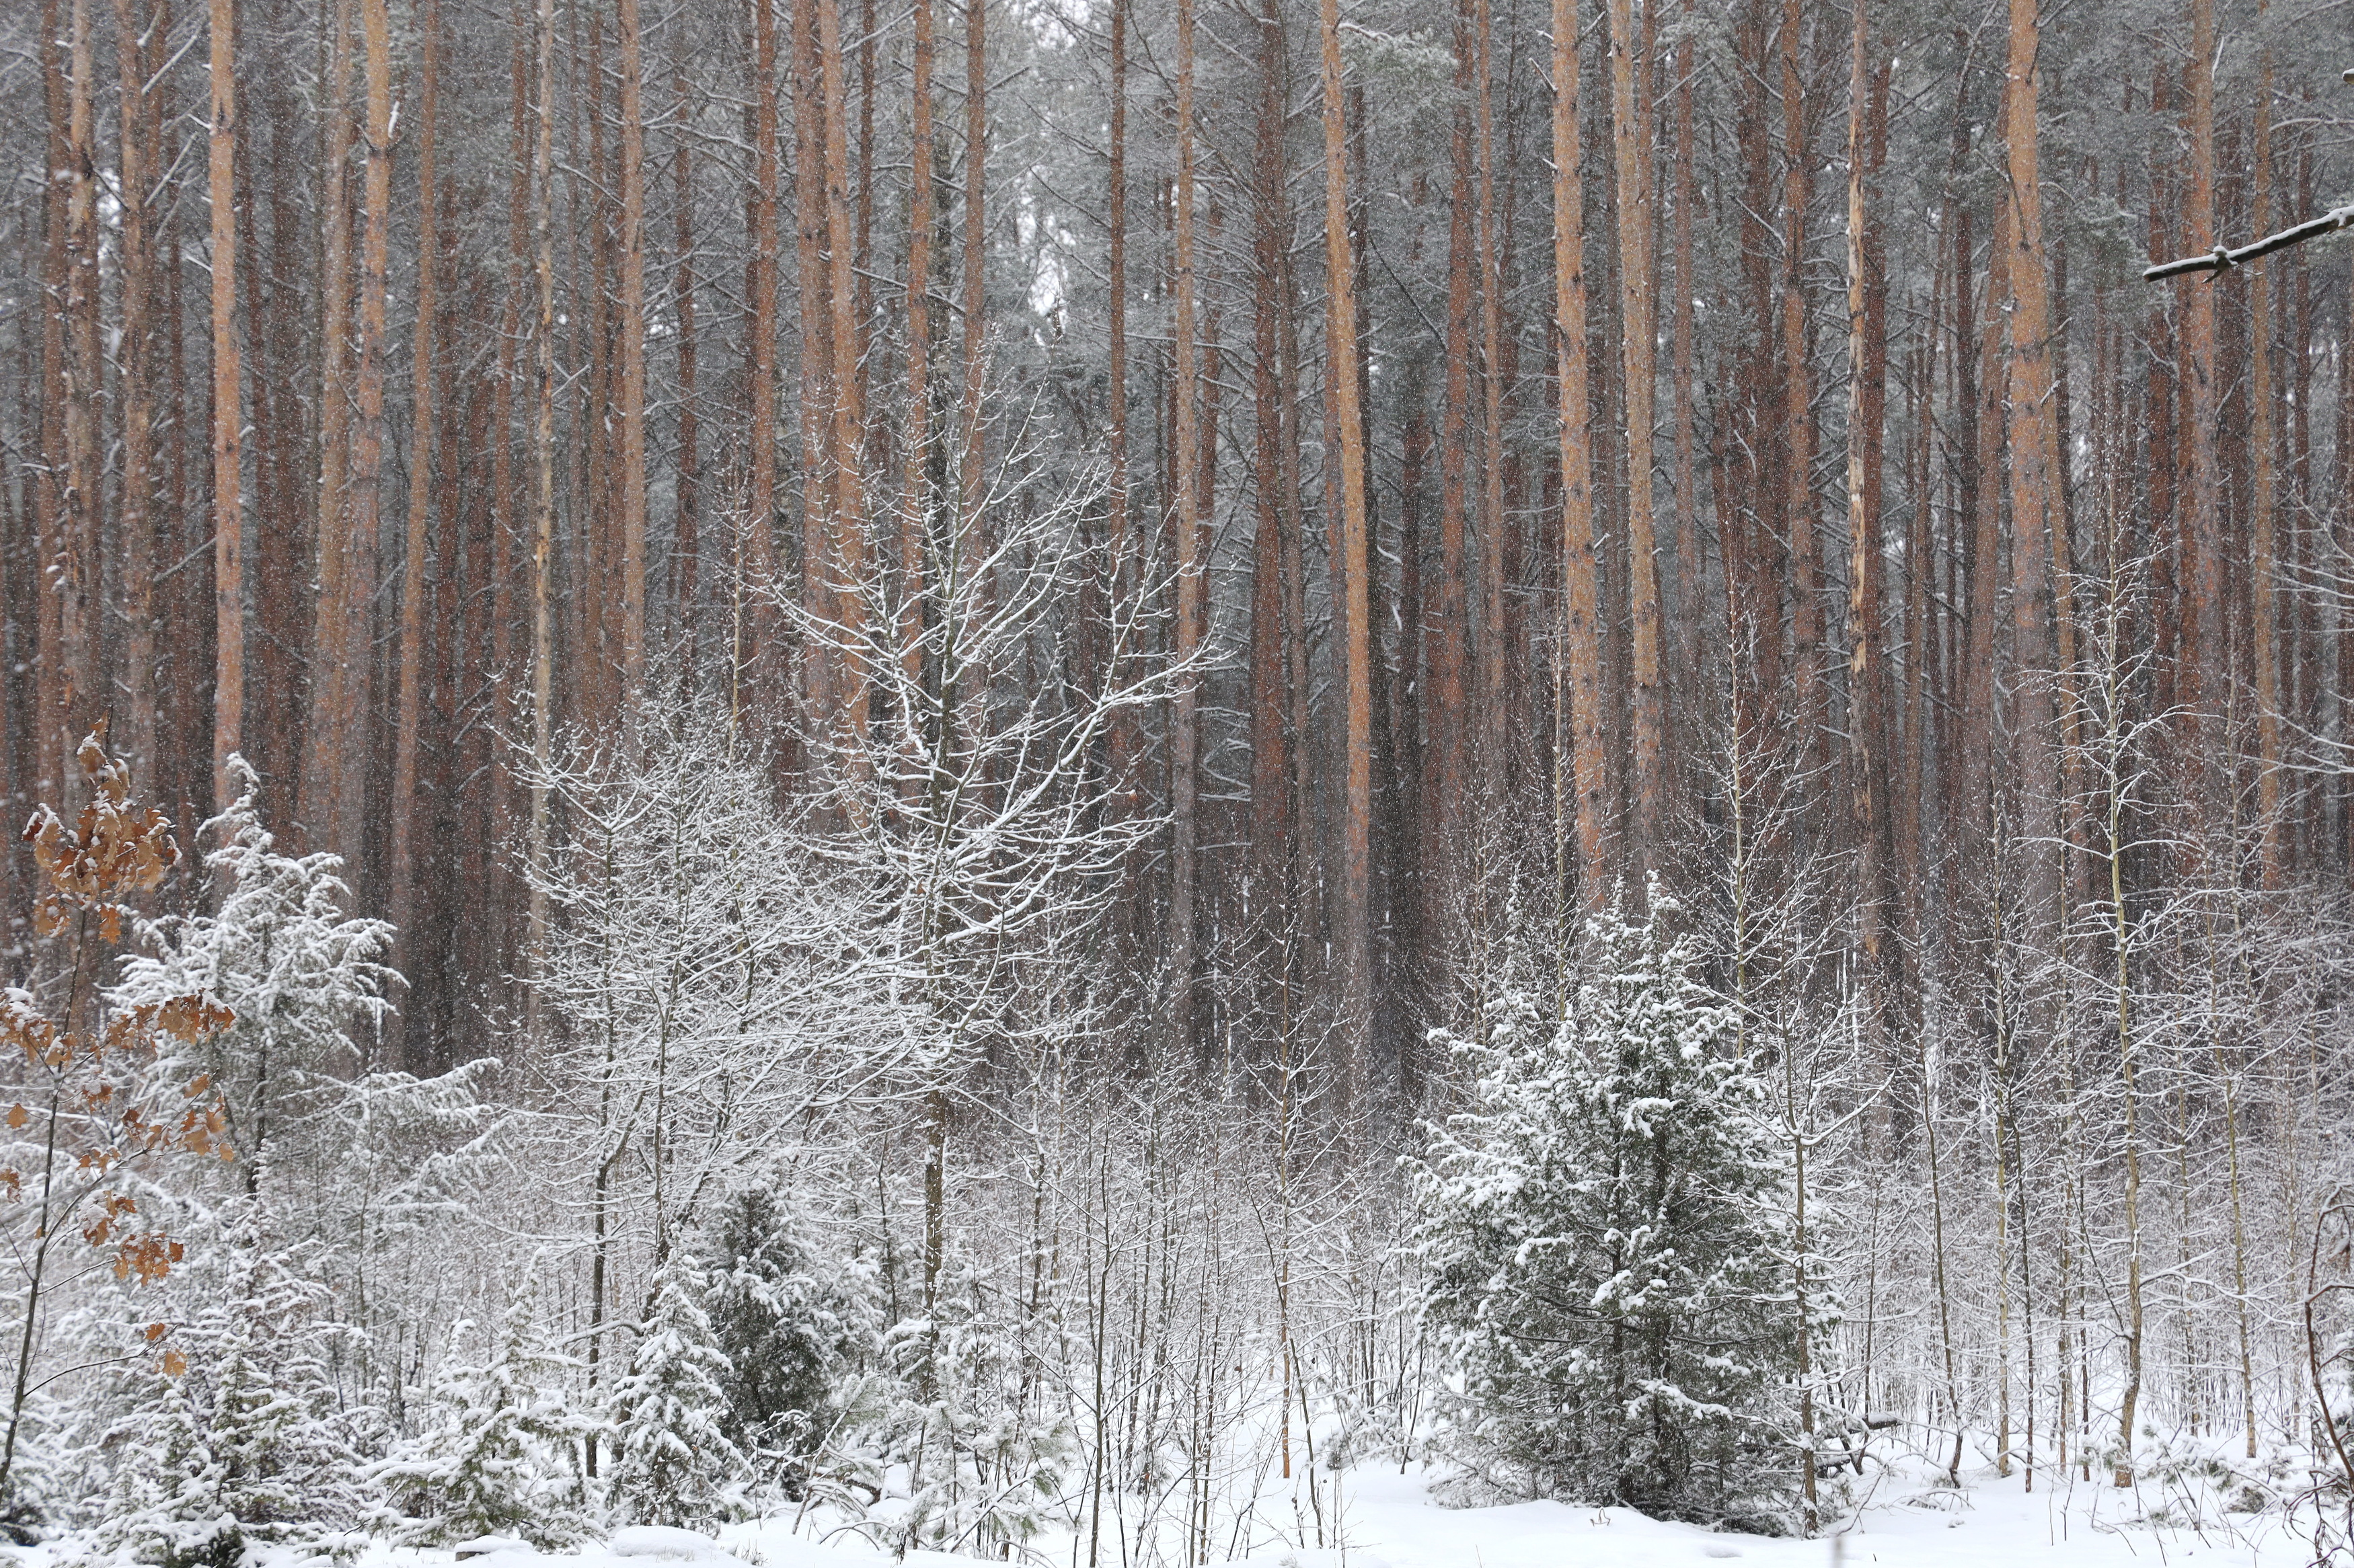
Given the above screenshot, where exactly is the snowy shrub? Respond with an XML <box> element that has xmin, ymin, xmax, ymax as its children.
<box><xmin>605</xmin><ymin>1257</ymin><xmax>748</xmax><ymax>1529</ymax></box>
<box><xmin>0</xmin><ymin>738</ymin><xmax>238</xmax><ymax>1532</ymax></box>
<box><xmin>371</xmin><ymin>1286</ymin><xmax>595</xmax><ymax>1548</ymax></box>
<box><xmin>862</xmin><ymin>1260</ymin><xmax>1073</xmax><ymax>1561</ymax></box>
<box><xmin>110</xmin><ymin>760</ymin><xmax>498</xmax><ymax>1383</ymax></box>
<box><xmin>112</xmin><ymin>757</ymin><xmax>395</xmax><ymax>1168</ymax></box>
<box><xmin>1408</xmin><ymin>899</ymin><xmax>1805</xmax><ymax>1524</ymax></box>
<box><xmin>81</xmin><ymin>1205</ymin><xmax>367</xmax><ymax>1563</ymax></box>
<box><xmin>82</xmin><ymin>1364</ymin><xmax>235</xmax><ymax>1568</ymax></box>
<box><xmin>699</xmin><ymin>1186</ymin><xmax>868</xmax><ymax>1479</ymax></box>
<box><xmin>0</xmin><ymin>1389</ymin><xmax>73</xmax><ymax>1545</ymax></box>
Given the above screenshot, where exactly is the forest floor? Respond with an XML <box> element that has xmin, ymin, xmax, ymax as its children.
<box><xmin>385</xmin><ymin>1452</ymin><xmax>2316</xmax><ymax>1568</ymax></box>
<box><xmin>24</xmin><ymin>1450</ymin><xmax>2321</xmax><ymax>1568</ymax></box>
<box><xmin>1292</xmin><ymin>1460</ymin><xmax>2307</xmax><ymax>1568</ymax></box>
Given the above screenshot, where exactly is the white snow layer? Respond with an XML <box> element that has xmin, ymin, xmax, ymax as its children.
<box><xmin>16</xmin><ymin>1455</ymin><xmax>2315</xmax><ymax>1568</ymax></box>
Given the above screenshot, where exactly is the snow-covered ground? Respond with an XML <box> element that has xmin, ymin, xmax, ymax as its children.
<box><xmin>1303</xmin><ymin>1465</ymin><xmax>2300</xmax><ymax>1568</ymax></box>
<box><xmin>205</xmin><ymin>1458</ymin><xmax>2309</xmax><ymax>1568</ymax></box>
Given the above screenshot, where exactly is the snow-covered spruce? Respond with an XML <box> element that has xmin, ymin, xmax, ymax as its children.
<box><xmin>864</xmin><ymin>1255</ymin><xmax>1074</xmax><ymax>1560</ymax></box>
<box><xmin>1408</xmin><ymin>898</ymin><xmax>1811</xmax><ymax>1526</ymax></box>
<box><xmin>699</xmin><ymin>1185</ymin><xmax>868</xmax><ymax>1485</ymax></box>
<box><xmin>79</xmin><ymin>1206</ymin><xmax>365</xmax><ymax>1566</ymax></box>
<box><xmin>604</xmin><ymin>1256</ymin><xmax>749</xmax><ymax>1530</ymax></box>
<box><xmin>369</xmin><ymin>1284</ymin><xmax>596</xmax><ymax>1549</ymax></box>
<box><xmin>112</xmin><ymin>757</ymin><xmax>397</xmax><ymax>1158</ymax></box>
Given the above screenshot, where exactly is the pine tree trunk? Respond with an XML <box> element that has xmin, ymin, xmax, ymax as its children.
<box><xmin>903</xmin><ymin>0</ymin><xmax>935</xmax><ymax>691</ymax></box>
<box><xmin>958</xmin><ymin>0</ymin><xmax>987</xmax><ymax>555</ymax></box>
<box><xmin>2002</xmin><ymin>0</ymin><xmax>2061</xmax><ymax>940</ymax></box>
<box><xmin>34</xmin><ymin>0</ymin><xmax>69</xmax><ymax>810</ymax></box>
<box><xmin>674</xmin><ymin>55</ymin><xmax>700</xmax><ymax>686</ymax></box>
<box><xmin>1318</xmin><ymin>0</ymin><xmax>1373</xmax><ymax>1102</ymax></box>
<box><xmin>488</xmin><ymin>0</ymin><xmax>531</xmax><ymax>959</ymax></box>
<box><xmin>61</xmin><ymin>0</ymin><xmax>102</xmax><ymax>782</ymax></box>
<box><xmin>1552</xmin><ymin>0</ymin><xmax>1603</xmax><ymax>915</ymax></box>
<box><xmin>1248</xmin><ymin>1</ymin><xmax>1290</xmax><ymax>916</ymax></box>
<box><xmin>1961</xmin><ymin>187</ymin><xmax>2007</xmax><ymax>845</ymax></box>
<box><xmin>1668</xmin><ymin>0</ymin><xmax>1698</xmax><ymax>742</ymax></box>
<box><xmin>116</xmin><ymin>0</ymin><xmax>157</xmax><ymax>787</ymax></box>
<box><xmin>1844</xmin><ymin>1</ymin><xmax>1892</xmax><ymax>989</ymax></box>
<box><xmin>208</xmin><ymin>0</ymin><xmax>242</xmax><ymax>811</ymax></box>
<box><xmin>1605</xmin><ymin>0</ymin><xmax>1661</xmax><ymax>864</ymax></box>
<box><xmin>305</xmin><ymin>0</ymin><xmax>356</xmax><ymax>855</ymax></box>
<box><xmin>743</xmin><ymin>0</ymin><xmax>782</xmax><ymax>728</ymax></box>
<box><xmin>819</xmin><ymin>0</ymin><xmax>866</xmax><ymax>753</ymax></box>
<box><xmin>1778</xmin><ymin>0</ymin><xmax>1817</xmax><ymax>773</ymax></box>
<box><xmin>527</xmin><ymin>0</ymin><xmax>558</xmax><ymax>1010</ymax></box>
<box><xmin>344</xmin><ymin>0</ymin><xmax>393</xmax><ymax>880</ymax></box>
<box><xmin>1437</xmin><ymin>0</ymin><xmax>1474</xmax><ymax>891</ymax></box>
<box><xmin>390</xmin><ymin>0</ymin><xmax>441</xmax><ymax>1048</ymax></box>
<box><xmin>1100</xmin><ymin>0</ymin><xmax>1127</xmax><ymax>822</ymax></box>
<box><xmin>616</xmin><ymin>0</ymin><xmax>649</xmax><ymax>704</ymax></box>
<box><xmin>1474</xmin><ymin>0</ymin><xmax>1508</xmax><ymax>806</ymax></box>
<box><xmin>794</xmin><ymin>0</ymin><xmax>834</xmax><ymax>722</ymax></box>
<box><xmin>1168</xmin><ymin>0</ymin><xmax>1202</xmax><ymax>1058</ymax></box>
<box><xmin>2180</xmin><ymin>0</ymin><xmax>2221</xmax><ymax>791</ymax></box>
<box><xmin>2252</xmin><ymin>52</ymin><xmax>2283</xmax><ymax>886</ymax></box>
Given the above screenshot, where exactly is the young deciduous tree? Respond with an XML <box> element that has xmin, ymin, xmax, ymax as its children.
<box><xmin>786</xmin><ymin>409</ymin><xmax>1186</xmax><ymax>1351</ymax></box>
<box><xmin>1</xmin><ymin>737</ymin><xmax>235</xmax><ymax>1507</ymax></box>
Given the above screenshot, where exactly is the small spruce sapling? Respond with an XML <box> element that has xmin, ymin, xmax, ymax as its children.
<box><xmin>370</xmin><ymin>1284</ymin><xmax>595</xmax><ymax>1548</ymax></box>
<box><xmin>110</xmin><ymin>755</ymin><xmax>394</xmax><ymax>1190</ymax></box>
<box><xmin>1410</xmin><ymin>898</ymin><xmax>1805</xmax><ymax>1524</ymax></box>
<box><xmin>83</xmin><ymin>1355</ymin><xmax>231</xmax><ymax>1568</ymax></box>
<box><xmin>83</xmin><ymin>1203</ymin><xmax>365</xmax><ymax>1561</ymax></box>
<box><xmin>701</xmin><ymin>1186</ymin><xmax>864</xmax><ymax>1483</ymax></box>
<box><xmin>605</xmin><ymin>1257</ymin><xmax>747</xmax><ymax>1529</ymax></box>
<box><xmin>868</xmin><ymin>1256</ymin><xmax>1073</xmax><ymax>1559</ymax></box>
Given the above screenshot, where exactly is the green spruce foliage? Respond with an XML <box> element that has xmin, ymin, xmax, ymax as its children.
<box><xmin>1410</xmin><ymin>900</ymin><xmax>1807</xmax><ymax>1524</ymax></box>
<box><xmin>699</xmin><ymin>1187</ymin><xmax>862</xmax><ymax>1476</ymax></box>
<box><xmin>604</xmin><ymin>1258</ymin><xmax>747</xmax><ymax>1530</ymax></box>
<box><xmin>369</xmin><ymin>1287</ymin><xmax>593</xmax><ymax>1549</ymax></box>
